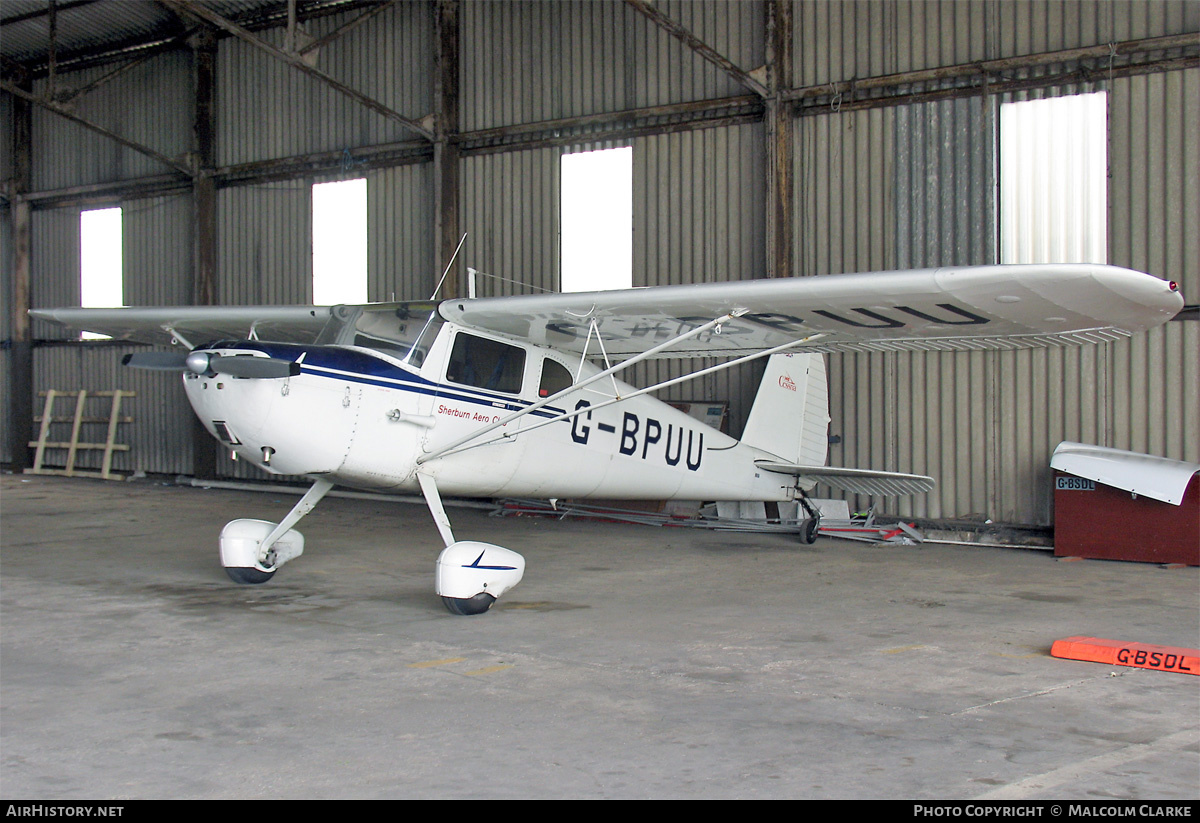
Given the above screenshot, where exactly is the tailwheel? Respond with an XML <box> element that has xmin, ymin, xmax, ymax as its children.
<box><xmin>796</xmin><ymin>490</ymin><xmax>821</xmax><ymax>545</ymax></box>
<box><xmin>441</xmin><ymin>593</ymin><xmax>497</xmax><ymax>616</ymax></box>
<box><xmin>800</xmin><ymin>516</ymin><xmax>820</xmax><ymax>544</ymax></box>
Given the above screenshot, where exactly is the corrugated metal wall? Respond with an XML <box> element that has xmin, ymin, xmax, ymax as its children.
<box><xmin>461</xmin><ymin>147</ymin><xmax>560</xmax><ymax>298</ymax></box>
<box><xmin>25</xmin><ymin>200</ymin><xmax>196</xmax><ymax>476</ymax></box>
<box><xmin>5</xmin><ymin>1</ymin><xmax>1197</xmax><ymax>528</ymax></box>
<box><xmin>1109</xmin><ymin>68</ymin><xmax>1199</xmax><ymax>463</ymax></box>
<box><xmin>796</xmin><ymin>0</ymin><xmax>1198</xmax><ymax>81</ymax></box>
<box><xmin>460</xmin><ymin>0</ymin><xmax>762</xmax><ymax>130</ymax></box>
<box><xmin>1</xmin><ymin>89</ymin><xmax>12</xmax><ymax>465</ymax></box>
<box><xmin>0</xmin><ymin>198</ymin><xmax>10</xmax><ymax>466</ymax></box>
<box><xmin>803</xmin><ymin>79</ymin><xmax>1197</xmax><ymax>527</ymax></box>
<box><xmin>217</xmin><ymin>3</ymin><xmax>432</xmax><ymax>168</ymax></box>
<box><xmin>370</xmin><ymin>163</ymin><xmax>435</xmax><ymax>302</ymax></box>
<box><xmin>28</xmin><ymin>52</ymin><xmax>192</xmax><ymax>192</ymax></box>
<box><xmin>217</xmin><ymin>182</ymin><xmax>311</xmax><ymax>305</ymax></box>
<box><xmin>629</xmin><ymin>124</ymin><xmax>767</xmax><ymax>437</ymax></box>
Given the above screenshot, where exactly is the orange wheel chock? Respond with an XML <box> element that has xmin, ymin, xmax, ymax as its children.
<box><xmin>1051</xmin><ymin>636</ymin><xmax>1199</xmax><ymax>675</ymax></box>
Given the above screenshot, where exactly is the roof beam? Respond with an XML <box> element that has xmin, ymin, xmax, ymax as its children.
<box><xmin>56</xmin><ymin>42</ymin><xmax>185</xmax><ymax>105</ymax></box>
<box><xmin>0</xmin><ymin>78</ymin><xmax>194</xmax><ymax>175</ymax></box>
<box><xmin>297</xmin><ymin>0</ymin><xmax>398</xmax><ymax>60</ymax></box>
<box><xmin>784</xmin><ymin>31</ymin><xmax>1200</xmax><ymax>107</ymax></box>
<box><xmin>623</xmin><ymin>0</ymin><xmax>768</xmax><ymax>98</ymax></box>
<box><xmin>160</xmin><ymin>0</ymin><xmax>433</xmax><ymax>141</ymax></box>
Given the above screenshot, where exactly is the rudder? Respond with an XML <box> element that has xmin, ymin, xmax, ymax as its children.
<box><xmin>740</xmin><ymin>353</ymin><xmax>830</xmax><ymax>466</ymax></box>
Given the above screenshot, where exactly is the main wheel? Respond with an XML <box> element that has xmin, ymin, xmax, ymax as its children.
<box><xmin>225</xmin><ymin>566</ymin><xmax>276</xmax><ymax>584</ymax></box>
<box><xmin>441</xmin><ymin>592</ymin><xmax>496</xmax><ymax>616</ymax></box>
<box><xmin>800</xmin><ymin>517</ymin><xmax>820</xmax><ymax>544</ymax></box>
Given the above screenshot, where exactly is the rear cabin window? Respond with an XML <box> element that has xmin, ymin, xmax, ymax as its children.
<box><xmin>447</xmin><ymin>333</ymin><xmax>526</xmax><ymax>394</ymax></box>
<box><xmin>539</xmin><ymin>359</ymin><xmax>574</xmax><ymax>398</ymax></box>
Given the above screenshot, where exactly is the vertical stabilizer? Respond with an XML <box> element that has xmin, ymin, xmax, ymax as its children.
<box><xmin>740</xmin><ymin>353</ymin><xmax>830</xmax><ymax>466</ymax></box>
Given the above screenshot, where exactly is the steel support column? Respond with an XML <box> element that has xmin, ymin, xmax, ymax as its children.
<box><xmin>765</xmin><ymin>0</ymin><xmax>793</xmax><ymax>279</ymax></box>
<box><xmin>433</xmin><ymin>0</ymin><xmax>460</xmax><ymax>299</ymax></box>
<box><xmin>6</xmin><ymin>83</ymin><xmax>33</xmax><ymax>470</ymax></box>
<box><xmin>191</xmin><ymin>30</ymin><xmax>218</xmax><ymax>479</ymax></box>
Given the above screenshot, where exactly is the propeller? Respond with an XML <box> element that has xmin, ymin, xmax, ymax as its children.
<box><xmin>121</xmin><ymin>351</ymin><xmax>189</xmax><ymax>371</ymax></box>
<box><xmin>202</xmin><ymin>354</ymin><xmax>301</xmax><ymax>379</ymax></box>
<box><xmin>123</xmin><ymin>350</ymin><xmax>300</xmax><ymax>379</ymax></box>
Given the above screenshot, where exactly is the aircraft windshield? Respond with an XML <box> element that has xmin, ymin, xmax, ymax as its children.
<box><xmin>349</xmin><ymin>303</ymin><xmax>444</xmax><ymax>368</ymax></box>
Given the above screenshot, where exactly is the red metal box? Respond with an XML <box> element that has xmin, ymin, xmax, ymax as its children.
<box><xmin>1053</xmin><ymin>471</ymin><xmax>1199</xmax><ymax>565</ymax></box>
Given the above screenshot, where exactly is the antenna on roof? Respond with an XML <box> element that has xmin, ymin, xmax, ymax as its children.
<box><xmin>429</xmin><ymin>234</ymin><xmax>468</xmax><ymax>301</ymax></box>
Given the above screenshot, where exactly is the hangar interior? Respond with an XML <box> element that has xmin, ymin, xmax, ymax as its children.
<box><xmin>2</xmin><ymin>0</ymin><xmax>1198</xmax><ymax>532</ymax></box>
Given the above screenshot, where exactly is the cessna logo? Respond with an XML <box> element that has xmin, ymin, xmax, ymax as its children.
<box><xmin>778</xmin><ymin>374</ymin><xmax>797</xmax><ymax>392</ymax></box>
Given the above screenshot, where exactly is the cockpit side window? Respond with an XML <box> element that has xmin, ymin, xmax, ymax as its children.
<box><xmin>539</xmin><ymin>358</ymin><xmax>574</xmax><ymax>398</ymax></box>
<box><xmin>447</xmin><ymin>332</ymin><xmax>526</xmax><ymax>395</ymax></box>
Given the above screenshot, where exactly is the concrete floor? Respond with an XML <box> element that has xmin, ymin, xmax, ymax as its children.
<box><xmin>1</xmin><ymin>473</ymin><xmax>1197</xmax><ymax>800</ymax></box>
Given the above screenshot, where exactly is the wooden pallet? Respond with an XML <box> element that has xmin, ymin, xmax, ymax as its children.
<box><xmin>25</xmin><ymin>390</ymin><xmax>135</xmax><ymax>481</ymax></box>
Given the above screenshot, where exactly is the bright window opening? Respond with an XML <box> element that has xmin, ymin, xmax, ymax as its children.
<box><xmin>313</xmin><ymin>178</ymin><xmax>368</xmax><ymax>305</ymax></box>
<box><xmin>80</xmin><ymin>207</ymin><xmax>123</xmax><ymax>339</ymax></box>
<box><xmin>1000</xmin><ymin>92</ymin><xmax>1108</xmax><ymax>264</ymax></box>
<box><xmin>561</xmin><ymin>146</ymin><xmax>633</xmax><ymax>293</ymax></box>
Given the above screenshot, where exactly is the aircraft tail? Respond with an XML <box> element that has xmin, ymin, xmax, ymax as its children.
<box><xmin>741</xmin><ymin>353</ymin><xmax>830</xmax><ymax>466</ymax></box>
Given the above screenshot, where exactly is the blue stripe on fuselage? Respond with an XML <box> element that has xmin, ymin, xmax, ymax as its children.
<box><xmin>213</xmin><ymin>341</ymin><xmax>563</xmax><ymax>418</ymax></box>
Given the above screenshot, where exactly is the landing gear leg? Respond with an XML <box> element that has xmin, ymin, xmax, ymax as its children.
<box><xmin>419</xmin><ymin>472</ymin><xmax>525</xmax><ymax>615</ymax></box>
<box><xmin>220</xmin><ymin>477</ymin><xmax>334</xmax><ymax>583</ymax></box>
<box><xmin>796</xmin><ymin>489</ymin><xmax>822</xmax><ymax>545</ymax></box>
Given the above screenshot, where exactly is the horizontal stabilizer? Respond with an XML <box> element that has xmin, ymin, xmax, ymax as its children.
<box><xmin>756</xmin><ymin>461</ymin><xmax>936</xmax><ymax>496</ymax></box>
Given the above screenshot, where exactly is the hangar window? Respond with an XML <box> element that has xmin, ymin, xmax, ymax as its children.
<box><xmin>561</xmin><ymin>146</ymin><xmax>633</xmax><ymax>293</ymax></box>
<box><xmin>1000</xmin><ymin>92</ymin><xmax>1108</xmax><ymax>264</ymax></box>
<box><xmin>313</xmin><ymin>178</ymin><xmax>368</xmax><ymax>305</ymax></box>
<box><xmin>80</xmin><ymin>206</ymin><xmax>123</xmax><ymax>339</ymax></box>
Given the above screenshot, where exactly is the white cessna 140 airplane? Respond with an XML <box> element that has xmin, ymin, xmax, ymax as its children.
<box><xmin>32</xmin><ymin>263</ymin><xmax>1183</xmax><ymax>614</ymax></box>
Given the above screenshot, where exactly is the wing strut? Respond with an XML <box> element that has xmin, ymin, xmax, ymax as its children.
<box><xmin>579</xmin><ymin>316</ymin><xmax>623</xmax><ymax>399</ymax></box>
<box><xmin>419</xmin><ymin>329</ymin><xmax>828</xmax><ymax>465</ymax></box>
<box><xmin>163</xmin><ymin>325</ymin><xmax>197</xmax><ymax>350</ymax></box>
<box><xmin>417</xmin><ymin>309</ymin><xmax>748</xmax><ymax>465</ymax></box>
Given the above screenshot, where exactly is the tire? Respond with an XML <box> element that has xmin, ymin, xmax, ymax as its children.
<box><xmin>800</xmin><ymin>517</ymin><xmax>820</xmax><ymax>545</ymax></box>
<box><xmin>224</xmin><ymin>566</ymin><xmax>276</xmax><ymax>584</ymax></box>
<box><xmin>441</xmin><ymin>592</ymin><xmax>496</xmax><ymax>615</ymax></box>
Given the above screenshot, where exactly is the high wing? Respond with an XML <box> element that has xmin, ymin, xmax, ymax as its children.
<box><xmin>30</xmin><ymin>264</ymin><xmax>1181</xmax><ymax>356</ymax></box>
<box><xmin>440</xmin><ymin>264</ymin><xmax>1183</xmax><ymax>358</ymax></box>
<box><xmin>29</xmin><ymin>305</ymin><xmax>335</xmax><ymax>347</ymax></box>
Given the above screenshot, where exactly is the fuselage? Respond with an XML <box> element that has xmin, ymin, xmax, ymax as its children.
<box><xmin>182</xmin><ymin>310</ymin><xmax>797</xmax><ymax>504</ymax></box>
